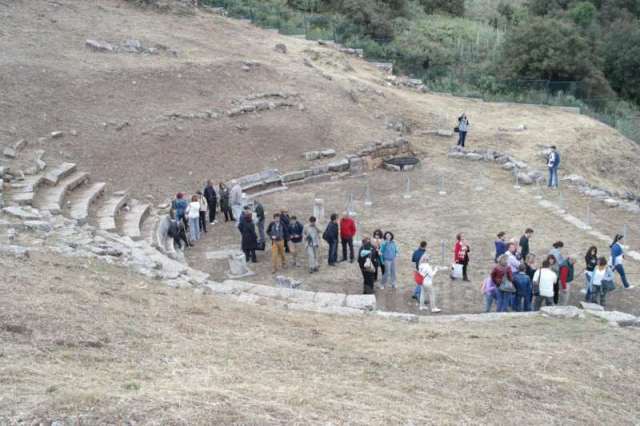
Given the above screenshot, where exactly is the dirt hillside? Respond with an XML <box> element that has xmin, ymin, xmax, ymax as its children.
<box><xmin>2</xmin><ymin>0</ymin><xmax>639</xmax><ymax>200</ymax></box>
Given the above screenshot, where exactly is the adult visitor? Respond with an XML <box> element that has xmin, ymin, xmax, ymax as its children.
<box><xmin>196</xmin><ymin>191</ymin><xmax>208</xmax><ymax>234</ymax></box>
<box><xmin>358</xmin><ymin>237</ymin><xmax>380</xmax><ymax>295</ymax></box>
<box><xmin>267</xmin><ymin>213</ymin><xmax>286</xmax><ymax>274</ymax></box>
<box><xmin>380</xmin><ymin>231</ymin><xmax>399</xmax><ymax>289</ymax></box>
<box><xmin>288</xmin><ymin>215</ymin><xmax>304</xmax><ymax>267</ymax></box>
<box><xmin>453</xmin><ymin>233</ymin><xmax>470</xmax><ymax>281</ymax></box>
<box><xmin>492</xmin><ymin>254</ymin><xmax>514</xmax><ymax>312</ymax></box>
<box><xmin>533</xmin><ymin>259</ymin><xmax>557</xmax><ymax>310</ymax></box>
<box><xmin>339</xmin><ymin>213</ymin><xmax>356</xmax><ymax>263</ymax></box>
<box><xmin>203</xmin><ymin>180</ymin><xmax>218</xmax><ymax>225</ymax></box>
<box><xmin>558</xmin><ymin>256</ymin><xmax>576</xmax><ymax>306</ymax></box>
<box><xmin>456</xmin><ymin>113</ymin><xmax>470</xmax><ymax>148</ymax></box>
<box><xmin>411</xmin><ymin>241</ymin><xmax>428</xmax><ymax>300</ymax></box>
<box><xmin>519</xmin><ymin>228</ymin><xmax>534</xmax><ymax>260</ymax></box>
<box><xmin>303</xmin><ymin>216</ymin><xmax>321</xmax><ymax>273</ymax></box>
<box><xmin>610</xmin><ymin>234</ymin><xmax>634</xmax><ymax>289</ymax></box>
<box><xmin>185</xmin><ymin>194</ymin><xmax>201</xmax><ymax>242</ymax></box>
<box><xmin>589</xmin><ymin>257</ymin><xmax>615</xmax><ymax>306</ymax></box>
<box><xmin>323</xmin><ymin>213</ymin><xmax>339</xmax><ymax>266</ymax></box>
<box><xmin>494</xmin><ymin>232</ymin><xmax>507</xmax><ymax>262</ymax></box>
<box><xmin>218</xmin><ymin>183</ymin><xmax>233</xmax><ymax>222</ymax></box>
<box><xmin>417</xmin><ymin>254</ymin><xmax>442</xmax><ymax>313</ymax></box>
<box><xmin>584</xmin><ymin>246</ymin><xmax>598</xmax><ymax>301</ymax></box>
<box><xmin>547</xmin><ymin>145</ymin><xmax>560</xmax><ymax>188</ymax></box>
<box><xmin>513</xmin><ymin>263</ymin><xmax>532</xmax><ymax>312</ymax></box>
<box><xmin>238</xmin><ymin>211</ymin><xmax>258</xmax><ymax>263</ymax></box>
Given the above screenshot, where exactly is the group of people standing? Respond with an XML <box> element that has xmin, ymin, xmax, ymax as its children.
<box><xmin>168</xmin><ymin>180</ymin><xmax>242</xmax><ymax>249</ymax></box>
<box><xmin>484</xmin><ymin>230</ymin><xmax>634</xmax><ymax>313</ymax></box>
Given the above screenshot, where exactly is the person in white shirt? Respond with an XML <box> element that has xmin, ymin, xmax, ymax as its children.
<box><xmin>185</xmin><ymin>195</ymin><xmax>201</xmax><ymax>242</ymax></box>
<box><xmin>589</xmin><ymin>256</ymin><xmax>615</xmax><ymax>306</ymax></box>
<box><xmin>506</xmin><ymin>242</ymin><xmax>520</xmax><ymax>274</ymax></box>
<box><xmin>533</xmin><ymin>259</ymin><xmax>557</xmax><ymax>310</ymax></box>
<box><xmin>418</xmin><ymin>254</ymin><xmax>444</xmax><ymax>313</ymax></box>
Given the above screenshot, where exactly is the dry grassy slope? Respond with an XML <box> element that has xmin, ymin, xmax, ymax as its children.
<box><xmin>1</xmin><ymin>0</ymin><xmax>638</xmax><ymax>200</ymax></box>
<box><xmin>2</xmin><ymin>251</ymin><xmax>640</xmax><ymax>424</ymax></box>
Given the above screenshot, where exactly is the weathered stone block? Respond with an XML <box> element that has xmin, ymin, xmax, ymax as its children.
<box><xmin>580</xmin><ymin>302</ymin><xmax>604</xmax><ymax>312</ymax></box>
<box><xmin>345</xmin><ymin>294</ymin><xmax>376</xmax><ymax>311</ymax></box>
<box><xmin>328</xmin><ymin>158</ymin><xmax>350</xmax><ymax>172</ymax></box>
<box><xmin>586</xmin><ymin>310</ymin><xmax>638</xmax><ymax>326</ymax></box>
<box><xmin>541</xmin><ymin>306</ymin><xmax>583</xmax><ymax>319</ymax></box>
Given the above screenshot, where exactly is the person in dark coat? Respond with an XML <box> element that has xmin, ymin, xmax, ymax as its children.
<box><xmin>323</xmin><ymin>213</ymin><xmax>339</xmax><ymax>266</ymax></box>
<box><xmin>280</xmin><ymin>209</ymin><xmax>291</xmax><ymax>253</ymax></box>
<box><xmin>238</xmin><ymin>212</ymin><xmax>258</xmax><ymax>263</ymax></box>
<box><xmin>204</xmin><ymin>180</ymin><xmax>218</xmax><ymax>225</ymax></box>
<box><xmin>358</xmin><ymin>237</ymin><xmax>380</xmax><ymax>294</ymax></box>
<box><xmin>219</xmin><ymin>183</ymin><xmax>233</xmax><ymax>222</ymax></box>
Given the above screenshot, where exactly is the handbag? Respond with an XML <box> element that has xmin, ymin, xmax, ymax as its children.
<box><xmin>414</xmin><ymin>271</ymin><xmax>424</xmax><ymax>285</ymax></box>
<box><xmin>499</xmin><ymin>275</ymin><xmax>516</xmax><ymax>293</ymax></box>
<box><xmin>454</xmin><ymin>126</ymin><xmax>460</xmax><ymax>133</ymax></box>
<box><xmin>364</xmin><ymin>255</ymin><xmax>375</xmax><ymax>273</ymax></box>
<box><xmin>602</xmin><ymin>279</ymin><xmax>616</xmax><ymax>291</ymax></box>
<box><xmin>450</xmin><ymin>263</ymin><xmax>463</xmax><ymax>280</ymax></box>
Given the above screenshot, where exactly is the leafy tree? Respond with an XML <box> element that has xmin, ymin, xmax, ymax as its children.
<box><xmin>527</xmin><ymin>0</ymin><xmax>572</xmax><ymax>16</ymax></box>
<box><xmin>569</xmin><ymin>1</ymin><xmax>598</xmax><ymax>27</ymax></box>
<box><xmin>501</xmin><ymin>17</ymin><xmax>595</xmax><ymax>81</ymax></box>
<box><xmin>602</xmin><ymin>19</ymin><xmax>640</xmax><ymax>102</ymax></box>
<box><xmin>497</xmin><ymin>1</ymin><xmax>515</xmax><ymax>23</ymax></box>
<box><xmin>418</xmin><ymin>0</ymin><xmax>464</xmax><ymax>15</ymax></box>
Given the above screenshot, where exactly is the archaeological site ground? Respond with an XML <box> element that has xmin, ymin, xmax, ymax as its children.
<box><xmin>1</xmin><ymin>1</ymin><xmax>640</xmax><ymax>424</ymax></box>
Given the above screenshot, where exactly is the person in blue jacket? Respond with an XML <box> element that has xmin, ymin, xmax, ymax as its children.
<box><xmin>610</xmin><ymin>234</ymin><xmax>634</xmax><ymax>289</ymax></box>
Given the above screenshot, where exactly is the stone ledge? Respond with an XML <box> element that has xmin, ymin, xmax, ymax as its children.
<box><xmin>585</xmin><ymin>310</ymin><xmax>638</xmax><ymax>327</ymax></box>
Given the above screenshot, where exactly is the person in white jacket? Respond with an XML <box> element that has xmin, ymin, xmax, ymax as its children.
<box><xmin>533</xmin><ymin>258</ymin><xmax>557</xmax><ymax>310</ymax></box>
<box><xmin>185</xmin><ymin>195</ymin><xmax>201</xmax><ymax>242</ymax></box>
<box><xmin>418</xmin><ymin>254</ymin><xmax>444</xmax><ymax>313</ymax></box>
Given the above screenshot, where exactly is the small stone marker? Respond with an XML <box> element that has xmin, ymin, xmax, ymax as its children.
<box><xmin>226</xmin><ymin>252</ymin><xmax>254</xmax><ymax>279</ymax></box>
<box><xmin>313</xmin><ymin>198</ymin><xmax>325</xmax><ymax>223</ymax></box>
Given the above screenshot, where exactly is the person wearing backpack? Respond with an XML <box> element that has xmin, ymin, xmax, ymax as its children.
<box><xmin>303</xmin><ymin>216</ymin><xmax>321</xmax><ymax>273</ymax></box>
<box><xmin>323</xmin><ymin>213</ymin><xmax>339</xmax><ymax>266</ymax></box>
<box><xmin>358</xmin><ymin>237</ymin><xmax>380</xmax><ymax>294</ymax></box>
<box><xmin>558</xmin><ymin>256</ymin><xmax>576</xmax><ymax>305</ymax></box>
<box><xmin>590</xmin><ymin>256</ymin><xmax>616</xmax><ymax>307</ymax></box>
<box><xmin>417</xmin><ymin>254</ymin><xmax>443</xmax><ymax>313</ymax></box>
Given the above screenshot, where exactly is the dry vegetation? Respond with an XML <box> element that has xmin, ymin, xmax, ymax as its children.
<box><xmin>2</xmin><ymin>251</ymin><xmax>640</xmax><ymax>424</ymax></box>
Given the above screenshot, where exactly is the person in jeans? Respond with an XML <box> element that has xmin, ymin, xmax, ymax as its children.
<box><xmin>380</xmin><ymin>231</ymin><xmax>399</xmax><ymax>289</ymax></box>
<box><xmin>267</xmin><ymin>213</ymin><xmax>286</xmax><ymax>273</ymax></box>
<box><xmin>418</xmin><ymin>254</ymin><xmax>442</xmax><ymax>313</ymax></box>
<box><xmin>610</xmin><ymin>234</ymin><xmax>634</xmax><ymax>289</ymax></box>
<box><xmin>323</xmin><ymin>213</ymin><xmax>339</xmax><ymax>266</ymax></box>
<box><xmin>590</xmin><ymin>257</ymin><xmax>615</xmax><ymax>307</ymax></box>
<box><xmin>558</xmin><ymin>256</ymin><xmax>575</xmax><ymax>305</ymax></box>
<box><xmin>456</xmin><ymin>113</ymin><xmax>469</xmax><ymax>148</ymax></box>
<box><xmin>303</xmin><ymin>216</ymin><xmax>321</xmax><ymax>273</ymax></box>
<box><xmin>203</xmin><ymin>180</ymin><xmax>218</xmax><ymax>225</ymax></box>
<box><xmin>547</xmin><ymin>145</ymin><xmax>560</xmax><ymax>188</ymax></box>
<box><xmin>481</xmin><ymin>275</ymin><xmax>497</xmax><ymax>312</ymax></box>
<box><xmin>533</xmin><ymin>259</ymin><xmax>557</xmax><ymax>310</ymax></box>
<box><xmin>513</xmin><ymin>263</ymin><xmax>532</xmax><ymax>311</ymax></box>
<box><xmin>288</xmin><ymin>215</ymin><xmax>304</xmax><ymax>267</ymax></box>
<box><xmin>411</xmin><ymin>241</ymin><xmax>428</xmax><ymax>300</ymax></box>
<box><xmin>185</xmin><ymin>195</ymin><xmax>201</xmax><ymax>242</ymax></box>
<box><xmin>197</xmin><ymin>191</ymin><xmax>208</xmax><ymax>234</ymax></box>
<box><xmin>238</xmin><ymin>211</ymin><xmax>258</xmax><ymax>263</ymax></box>
<box><xmin>584</xmin><ymin>246</ymin><xmax>598</xmax><ymax>301</ymax></box>
<box><xmin>358</xmin><ymin>237</ymin><xmax>380</xmax><ymax>295</ymax></box>
<box><xmin>339</xmin><ymin>213</ymin><xmax>356</xmax><ymax>263</ymax></box>
<box><xmin>172</xmin><ymin>192</ymin><xmax>189</xmax><ymax>228</ymax></box>
<box><xmin>491</xmin><ymin>254</ymin><xmax>514</xmax><ymax>312</ymax></box>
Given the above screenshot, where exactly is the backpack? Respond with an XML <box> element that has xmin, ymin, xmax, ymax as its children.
<box><xmin>167</xmin><ymin>220</ymin><xmax>179</xmax><ymax>238</ymax></box>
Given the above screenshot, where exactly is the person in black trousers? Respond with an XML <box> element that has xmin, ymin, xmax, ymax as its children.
<box><xmin>204</xmin><ymin>180</ymin><xmax>218</xmax><ymax>225</ymax></box>
<box><xmin>323</xmin><ymin>213</ymin><xmax>339</xmax><ymax>266</ymax></box>
<box><xmin>238</xmin><ymin>211</ymin><xmax>258</xmax><ymax>263</ymax></box>
<box><xmin>358</xmin><ymin>237</ymin><xmax>380</xmax><ymax>294</ymax></box>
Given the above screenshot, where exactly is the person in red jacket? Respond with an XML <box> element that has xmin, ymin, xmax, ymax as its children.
<box><xmin>453</xmin><ymin>233</ymin><xmax>471</xmax><ymax>281</ymax></box>
<box><xmin>339</xmin><ymin>214</ymin><xmax>356</xmax><ymax>263</ymax></box>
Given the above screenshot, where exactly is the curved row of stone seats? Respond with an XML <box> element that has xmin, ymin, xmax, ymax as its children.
<box><xmin>121</xmin><ymin>199</ymin><xmax>150</xmax><ymax>241</ymax></box>
<box><xmin>68</xmin><ymin>182</ymin><xmax>106</xmax><ymax>225</ymax></box>
<box><xmin>6</xmin><ymin>174</ymin><xmax>46</xmax><ymax>206</ymax></box>
<box><xmin>36</xmin><ymin>171</ymin><xmax>89</xmax><ymax>214</ymax></box>
<box><xmin>96</xmin><ymin>191</ymin><xmax>129</xmax><ymax>231</ymax></box>
<box><xmin>44</xmin><ymin>162</ymin><xmax>76</xmax><ymax>185</ymax></box>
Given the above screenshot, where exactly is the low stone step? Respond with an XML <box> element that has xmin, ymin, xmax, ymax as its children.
<box><xmin>44</xmin><ymin>162</ymin><xmax>76</xmax><ymax>185</ymax></box>
<box><xmin>7</xmin><ymin>175</ymin><xmax>46</xmax><ymax>206</ymax></box>
<box><xmin>68</xmin><ymin>182</ymin><xmax>106</xmax><ymax>224</ymax></box>
<box><xmin>37</xmin><ymin>172</ymin><xmax>89</xmax><ymax>214</ymax></box>
<box><xmin>121</xmin><ymin>199</ymin><xmax>151</xmax><ymax>241</ymax></box>
<box><xmin>96</xmin><ymin>192</ymin><xmax>129</xmax><ymax>231</ymax></box>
